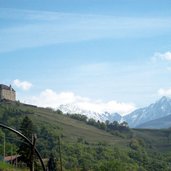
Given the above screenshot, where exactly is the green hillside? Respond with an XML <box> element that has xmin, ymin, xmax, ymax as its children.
<box><xmin>0</xmin><ymin>101</ymin><xmax>124</xmax><ymax>144</ymax></box>
<box><xmin>1</xmin><ymin>101</ymin><xmax>171</xmax><ymax>171</ymax></box>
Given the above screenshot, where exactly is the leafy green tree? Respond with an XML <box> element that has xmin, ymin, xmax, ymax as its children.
<box><xmin>17</xmin><ymin>116</ymin><xmax>35</xmax><ymax>169</ymax></box>
<box><xmin>95</xmin><ymin>160</ymin><xmax>125</xmax><ymax>171</ymax></box>
<box><xmin>87</xmin><ymin>118</ymin><xmax>97</xmax><ymax>126</ymax></box>
<box><xmin>19</xmin><ymin>116</ymin><xmax>34</xmax><ymax>140</ymax></box>
<box><xmin>70</xmin><ymin>114</ymin><xmax>88</xmax><ymax>122</ymax></box>
<box><xmin>56</xmin><ymin>109</ymin><xmax>63</xmax><ymax>115</ymax></box>
<box><xmin>120</xmin><ymin>121</ymin><xmax>129</xmax><ymax>128</ymax></box>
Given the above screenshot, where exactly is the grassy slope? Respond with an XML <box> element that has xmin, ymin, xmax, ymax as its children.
<box><xmin>31</xmin><ymin>107</ymin><xmax>126</xmax><ymax>145</ymax></box>
<box><xmin>1</xmin><ymin>101</ymin><xmax>171</xmax><ymax>152</ymax></box>
<box><xmin>0</xmin><ymin>102</ymin><xmax>125</xmax><ymax>145</ymax></box>
<box><xmin>133</xmin><ymin>128</ymin><xmax>171</xmax><ymax>153</ymax></box>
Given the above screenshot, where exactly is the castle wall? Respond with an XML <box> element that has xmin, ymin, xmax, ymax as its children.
<box><xmin>0</xmin><ymin>89</ymin><xmax>16</xmax><ymax>101</ymax></box>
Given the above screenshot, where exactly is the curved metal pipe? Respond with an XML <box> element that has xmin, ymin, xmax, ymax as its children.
<box><xmin>0</xmin><ymin>123</ymin><xmax>46</xmax><ymax>171</ymax></box>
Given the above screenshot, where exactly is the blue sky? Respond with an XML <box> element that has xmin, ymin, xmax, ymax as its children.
<box><xmin>1</xmin><ymin>0</ymin><xmax>171</xmax><ymax>115</ymax></box>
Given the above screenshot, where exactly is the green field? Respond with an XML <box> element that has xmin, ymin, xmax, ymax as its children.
<box><xmin>0</xmin><ymin>161</ymin><xmax>29</xmax><ymax>171</ymax></box>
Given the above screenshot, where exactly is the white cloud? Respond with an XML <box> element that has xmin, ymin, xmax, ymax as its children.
<box><xmin>158</xmin><ymin>87</ymin><xmax>171</xmax><ymax>96</ymax></box>
<box><xmin>13</xmin><ymin>79</ymin><xmax>32</xmax><ymax>90</ymax></box>
<box><xmin>23</xmin><ymin>89</ymin><xmax>136</xmax><ymax>116</ymax></box>
<box><xmin>153</xmin><ymin>51</ymin><xmax>171</xmax><ymax>61</ymax></box>
<box><xmin>77</xmin><ymin>100</ymin><xmax>136</xmax><ymax>116</ymax></box>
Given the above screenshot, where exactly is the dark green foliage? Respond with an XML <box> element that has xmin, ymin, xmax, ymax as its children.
<box><xmin>87</xmin><ymin>118</ymin><xmax>97</xmax><ymax>126</ymax></box>
<box><xmin>107</xmin><ymin>121</ymin><xmax>130</xmax><ymax>132</ymax></box>
<box><xmin>19</xmin><ymin>116</ymin><xmax>35</xmax><ymax>140</ymax></box>
<box><xmin>95</xmin><ymin>160</ymin><xmax>128</xmax><ymax>171</ymax></box>
<box><xmin>56</xmin><ymin>109</ymin><xmax>63</xmax><ymax>115</ymax></box>
<box><xmin>37</xmin><ymin>125</ymin><xmax>59</xmax><ymax>157</ymax></box>
<box><xmin>68</xmin><ymin>113</ymin><xmax>130</xmax><ymax>134</ymax></box>
<box><xmin>68</xmin><ymin>113</ymin><xmax>88</xmax><ymax>122</ymax></box>
<box><xmin>17</xmin><ymin>116</ymin><xmax>35</xmax><ymax>168</ymax></box>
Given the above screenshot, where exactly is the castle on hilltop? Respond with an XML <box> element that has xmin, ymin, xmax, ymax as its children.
<box><xmin>0</xmin><ymin>84</ymin><xmax>16</xmax><ymax>101</ymax></box>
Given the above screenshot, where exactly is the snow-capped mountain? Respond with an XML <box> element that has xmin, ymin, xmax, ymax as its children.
<box><xmin>58</xmin><ymin>104</ymin><xmax>121</xmax><ymax>122</ymax></box>
<box><xmin>123</xmin><ymin>96</ymin><xmax>171</xmax><ymax>127</ymax></box>
<box><xmin>58</xmin><ymin>96</ymin><xmax>171</xmax><ymax>128</ymax></box>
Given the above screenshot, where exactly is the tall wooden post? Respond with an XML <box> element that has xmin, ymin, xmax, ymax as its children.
<box><xmin>31</xmin><ymin>134</ymin><xmax>37</xmax><ymax>171</ymax></box>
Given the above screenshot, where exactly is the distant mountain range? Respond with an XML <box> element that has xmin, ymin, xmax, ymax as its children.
<box><xmin>124</xmin><ymin>96</ymin><xmax>171</xmax><ymax>128</ymax></box>
<box><xmin>58</xmin><ymin>104</ymin><xmax>121</xmax><ymax>122</ymax></box>
<box><xmin>58</xmin><ymin>96</ymin><xmax>171</xmax><ymax>129</ymax></box>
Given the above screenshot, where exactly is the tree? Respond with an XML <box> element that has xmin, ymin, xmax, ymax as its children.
<box><xmin>120</xmin><ymin>121</ymin><xmax>129</xmax><ymax>128</ymax></box>
<box><xmin>119</xmin><ymin>121</ymin><xmax>129</xmax><ymax>131</ymax></box>
<box><xmin>56</xmin><ymin>109</ymin><xmax>63</xmax><ymax>115</ymax></box>
<box><xmin>17</xmin><ymin>116</ymin><xmax>35</xmax><ymax>169</ymax></box>
<box><xmin>19</xmin><ymin>116</ymin><xmax>34</xmax><ymax>140</ymax></box>
<box><xmin>108</xmin><ymin>121</ymin><xmax>119</xmax><ymax>130</ymax></box>
<box><xmin>96</xmin><ymin>160</ymin><xmax>125</xmax><ymax>171</ymax></box>
<box><xmin>47</xmin><ymin>153</ymin><xmax>58</xmax><ymax>171</ymax></box>
<box><xmin>87</xmin><ymin>118</ymin><xmax>97</xmax><ymax>126</ymax></box>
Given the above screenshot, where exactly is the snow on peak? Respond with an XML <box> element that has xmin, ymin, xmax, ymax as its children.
<box><xmin>58</xmin><ymin>103</ymin><xmax>121</xmax><ymax>122</ymax></box>
<box><xmin>123</xmin><ymin>96</ymin><xmax>171</xmax><ymax>127</ymax></box>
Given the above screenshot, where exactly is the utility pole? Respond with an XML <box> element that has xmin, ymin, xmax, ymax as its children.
<box><xmin>31</xmin><ymin>134</ymin><xmax>37</xmax><ymax>171</ymax></box>
<box><xmin>58</xmin><ymin>136</ymin><xmax>63</xmax><ymax>171</ymax></box>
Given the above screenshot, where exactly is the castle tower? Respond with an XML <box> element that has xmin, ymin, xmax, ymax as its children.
<box><xmin>0</xmin><ymin>84</ymin><xmax>16</xmax><ymax>101</ymax></box>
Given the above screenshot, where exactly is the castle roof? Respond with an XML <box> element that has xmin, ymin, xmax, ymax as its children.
<box><xmin>0</xmin><ymin>84</ymin><xmax>15</xmax><ymax>92</ymax></box>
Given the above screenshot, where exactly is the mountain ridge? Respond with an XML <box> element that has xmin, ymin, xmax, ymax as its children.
<box><xmin>123</xmin><ymin>96</ymin><xmax>171</xmax><ymax>128</ymax></box>
<box><xmin>58</xmin><ymin>96</ymin><xmax>171</xmax><ymax>128</ymax></box>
